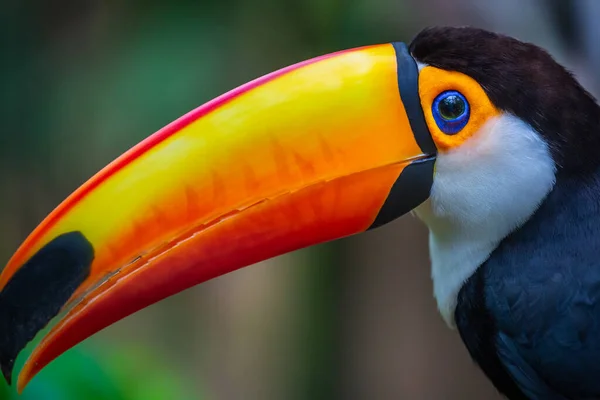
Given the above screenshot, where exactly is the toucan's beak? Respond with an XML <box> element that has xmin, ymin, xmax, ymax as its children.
<box><xmin>0</xmin><ymin>42</ymin><xmax>436</xmax><ymax>392</ymax></box>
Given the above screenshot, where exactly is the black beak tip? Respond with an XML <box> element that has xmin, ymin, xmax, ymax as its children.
<box><xmin>0</xmin><ymin>231</ymin><xmax>94</xmax><ymax>389</ymax></box>
<box><xmin>1</xmin><ymin>359</ymin><xmax>13</xmax><ymax>386</ymax></box>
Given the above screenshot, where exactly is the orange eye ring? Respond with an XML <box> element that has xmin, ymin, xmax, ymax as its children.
<box><xmin>418</xmin><ymin>66</ymin><xmax>500</xmax><ymax>152</ymax></box>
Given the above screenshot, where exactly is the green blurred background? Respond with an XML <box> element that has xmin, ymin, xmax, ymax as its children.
<box><xmin>1</xmin><ymin>0</ymin><xmax>599</xmax><ymax>399</ymax></box>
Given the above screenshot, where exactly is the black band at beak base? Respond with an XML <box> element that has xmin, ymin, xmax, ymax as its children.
<box><xmin>368</xmin><ymin>42</ymin><xmax>436</xmax><ymax>230</ymax></box>
<box><xmin>392</xmin><ymin>42</ymin><xmax>436</xmax><ymax>155</ymax></box>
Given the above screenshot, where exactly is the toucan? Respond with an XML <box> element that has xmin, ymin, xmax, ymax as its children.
<box><xmin>1</xmin><ymin>26</ymin><xmax>599</xmax><ymax>399</ymax></box>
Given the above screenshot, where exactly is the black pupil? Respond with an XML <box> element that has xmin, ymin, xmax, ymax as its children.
<box><xmin>439</xmin><ymin>95</ymin><xmax>465</xmax><ymax>120</ymax></box>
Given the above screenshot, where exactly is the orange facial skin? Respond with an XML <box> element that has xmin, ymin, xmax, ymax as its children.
<box><xmin>418</xmin><ymin>66</ymin><xmax>500</xmax><ymax>152</ymax></box>
<box><xmin>0</xmin><ymin>43</ymin><xmax>433</xmax><ymax>391</ymax></box>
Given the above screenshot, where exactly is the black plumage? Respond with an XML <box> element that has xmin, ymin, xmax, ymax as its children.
<box><xmin>410</xmin><ymin>27</ymin><xmax>600</xmax><ymax>399</ymax></box>
<box><xmin>457</xmin><ymin>170</ymin><xmax>600</xmax><ymax>399</ymax></box>
<box><xmin>410</xmin><ymin>26</ymin><xmax>600</xmax><ymax>173</ymax></box>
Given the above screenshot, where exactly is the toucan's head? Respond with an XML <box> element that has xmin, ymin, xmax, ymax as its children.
<box><xmin>1</xmin><ymin>26</ymin><xmax>599</xmax><ymax>391</ymax></box>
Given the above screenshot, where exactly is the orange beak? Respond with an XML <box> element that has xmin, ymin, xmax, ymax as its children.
<box><xmin>0</xmin><ymin>42</ymin><xmax>436</xmax><ymax>392</ymax></box>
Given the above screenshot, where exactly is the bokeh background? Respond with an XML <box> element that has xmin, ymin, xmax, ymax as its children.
<box><xmin>2</xmin><ymin>0</ymin><xmax>600</xmax><ymax>399</ymax></box>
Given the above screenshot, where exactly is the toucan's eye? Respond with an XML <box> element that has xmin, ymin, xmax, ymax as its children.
<box><xmin>432</xmin><ymin>91</ymin><xmax>470</xmax><ymax>135</ymax></box>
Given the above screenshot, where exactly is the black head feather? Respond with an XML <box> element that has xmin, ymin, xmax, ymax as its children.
<box><xmin>409</xmin><ymin>26</ymin><xmax>600</xmax><ymax>173</ymax></box>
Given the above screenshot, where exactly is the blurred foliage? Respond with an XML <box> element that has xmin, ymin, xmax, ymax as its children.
<box><xmin>0</xmin><ymin>343</ymin><xmax>195</xmax><ymax>400</ymax></box>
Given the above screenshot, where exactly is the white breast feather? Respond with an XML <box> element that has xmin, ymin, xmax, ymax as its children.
<box><xmin>415</xmin><ymin>113</ymin><xmax>556</xmax><ymax>327</ymax></box>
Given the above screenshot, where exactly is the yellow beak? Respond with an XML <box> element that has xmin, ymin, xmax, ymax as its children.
<box><xmin>0</xmin><ymin>42</ymin><xmax>436</xmax><ymax>391</ymax></box>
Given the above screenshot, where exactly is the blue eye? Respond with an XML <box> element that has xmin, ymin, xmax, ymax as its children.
<box><xmin>432</xmin><ymin>91</ymin><xmax>470</xmax><ymax>135</ymax></box>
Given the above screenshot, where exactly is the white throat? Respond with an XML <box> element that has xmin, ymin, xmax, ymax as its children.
<box><xmin>415</xmin><ymin>113</ymin><xmax>556</xmax><ymax>327</ymax></box>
